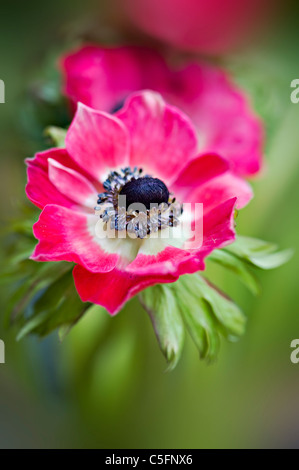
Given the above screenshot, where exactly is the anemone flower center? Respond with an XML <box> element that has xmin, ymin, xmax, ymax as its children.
<box><xmin>95</xmin><ymin>167</ymin><xmax>182</xmax><ymax>239</ymax></box>
<box><xmin>119</xmin><ymin>176</ymin><xmax>170</xmax><ymax>210</ymax></box>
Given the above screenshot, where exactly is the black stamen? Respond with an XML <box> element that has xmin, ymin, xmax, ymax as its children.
<box><xmin>110</xmin><ymin>100</ymin><xmax>126</xmax><ymax>114</ymax></box>
<box><xmin>119</xmin><ymin>177</ymin><xmax>170</xmax><ymax>210</ymax></box>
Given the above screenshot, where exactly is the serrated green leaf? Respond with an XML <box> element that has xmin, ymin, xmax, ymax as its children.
<box><xmin>140</xmin><ymin>285</ymin><xmax>185</xmax><ymax>371</ymax></box>
<box><xmin>8</xmin><ymin>248</ymin><xmax>36</xmax><ymax>265</ymax></box>
<box><xmin>177</xmin><ymin>274</ymin><xmax>246</xmax><ymax>340</ymax></box>
<box><xmin>5</xmin><ymin>261</ymin><xmax>72</xmax><ymax>326</ymax></box>
<box><xmin>59</xmin><ymin>303</ymin><xmax>109</xmax><ymax>344</ymax></box>
<box><xmin>249</xmin><ymin>249</ymin><xmax>294</xmax><ymax>269</ymax></box>
<box><xmin>227</xmin><ymin>235</ymin><xmax>278</xmax><ymax>257</ymax></box>
<box><xmin>226</xmin><ymin>235</ymin><xmax>293</xmax><ymax>270</ymax></box>
<box><xmin>208</xmin><ymin>249</ymin><xmax>261</xmax><ymax>295</ymax></box>
<box><xmin>140</xmin><ymin>273</ymin><xmax>246</xmax><ymax>367</ymax></box>
<box><xmin>174</xmin><ymin>278</ymin><xmax>220</xmax><ymax>361</ymax></box>
<box><xmin>1</xmin><ymin>202</ymin><xmax>87</xmax><ymax>335</ymax></box>
<box><xmin>16</xmin><ymin>268</ymin><xmax>89</xmax><ymax>339</ymax></box>
<box><xmin>140</xmin><ymin>274</ymin><xmax>246</xmax><ymax>368</ymax></box>
<box><xmin>17</xmin><ymin>308</ymin><xmax>53</xmax><ymax>340</ymax></box>
<box><xmin>195</xmin><ymin>275</ymin><xmax>246</xmax><ymax>339</ymax></box>
<box><xmin>58</xmin><ymin>302</ymin><xmax>106</xmax><ymax>342</ymax></box>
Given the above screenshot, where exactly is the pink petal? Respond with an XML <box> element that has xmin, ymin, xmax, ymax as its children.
<box><xmin>31</xmin><ymin>204</ymin><xmax>119</xmax><ymax>273</ymax></box>
<box><xmin>122</xmin><ymin>0</ymin><xmax>266</xmax><ymax>55</ymax></box>
<box><xmin>66</xmin><ymin>102</ymin><xmax>130</xmax><ymax>181</ymax></box>
<box><xmin>61</xmin><ymin>45</ymin><xmax>263</xmax><ymax>178</ymax></box>
<box><xmin>165</xmin><ymin>64</ymin><xmax>263</xmax><ymax>177</ymax></box>
<box><xmin>48</xmin><ymin>158</ymin><xmax>97</xmax><ymax>208</ymax></box>
<box><xmin>73</xmin><ymin>264</ymin><xmax>178</xmax><ymax>315</ymax></box>
<box><xmin>60</xmin><ymin>45</ymin><xmax>169</xmax><ymax>112</ymax></box>
<box><xmin>72</xmin><ymin>199</ymin><xmax>236</xmax><ymax>314</ymax></box>
<box><xmin>26</xmin><ymin>148</ymin><xmax>99</xmax><ymax>211</ymax></box>
<box><xmin>170</xmin><ymin>152</ymin><xmax>229</xmax><ymax>202</ymax></box>
<box><xmin>130</xmin><ymin>197</ymin><xmax>237</xmax><ymax>272</ymax></box>
<box><xmin>103</xmin><ymin>196</ymin><xmax>236</xmax><ymax>278</ymax></box>
<box><xmin>128</xmin><ymin>246</ymin><xmax>204</xmax><ymax>276</ymax></box>
<box><xmin>26</xmin><ymin>149</ymin><xmax>78</xmax><ymax>210</ymax></box>
<box><xmin>198</xmin><ymin>197</ymin><xmax>236</xmax><ymax>253</ymax></box>
<box><xmin>116</xmin><ymin>91</ymin><xmax>198</xmax><ymax>185</ymax></box>
<box><xmin>184</xmin><ymin>171</ymin><xmax>253</xmax><ymax>213</ymax></box>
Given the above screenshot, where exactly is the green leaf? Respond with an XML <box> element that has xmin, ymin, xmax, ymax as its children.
<box><xmin>194</xmin><ymin>275</ymin><xmax>246</xmax><ymax>339</ymax></box>
<box><xmin>16</xmin><ymin>269</ymin><xmax>90</xmax><ymax>339</ymax></box>
<box><xmin>59</xmin><ymin>303</ymin><xmax>109</xmax><ymax>349</ymax></box>
<box><xmin>140</xmin><ymin>273</ymin><xmax>246</xmax><ymax>367</ymax></box>
<box><xmin>208</xmin><ymin>249</ymin><xmax>261</xmax><ymax>295</ymax></box>
<box><xmin>225</xmin><ymin>235</ymin><xmax>293</xmax><ymax>270</ymax></box>
<box><xmin>140</xmin><ymin>285</ymin><xmax>185</xmax><ymax>371</ymax></box>
<box><xmin>174</xmin><ymin>278</ymin><xmax>220</xmax><ymax>361</ymax></box>
<box><xmin>226</xmin><ymin>236</ymin><xmax>278</xmax><ymax>257</ymax></box>
<box><xmin>4</xmin><ymin>261</ymin><xmax>72</xmax><ymax>326</ymax></box>
<box><xmin>44</xmin><ymin>126</ymin><xmax>67</xmax><ymax>147</ymax></box>
<box><xmin>178</xmin><ymin>274</ymin><xmax>246</xmax><ymax>341</ymax></box>
<box><xmin>248</xmin><ymin>249</ymin><xmax>293</xmax><ymax>269</ymax></box>
<box><xmin>2</xmin><ymin>202</ymin><xmax>92</xmax><ymax>339</ymax></box>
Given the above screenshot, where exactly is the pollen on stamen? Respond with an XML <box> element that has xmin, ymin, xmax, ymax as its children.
<box><xmin>94</xmin><ymin>167</ymin><xmax>182</xmax><ymax>239</ymax></box>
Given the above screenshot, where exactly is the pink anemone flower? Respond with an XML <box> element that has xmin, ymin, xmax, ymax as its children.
<box><xmin>61</xmin><ymin>45</ymin><xmax>263</xmax><ymax>178</ymax></box>
<box><xmin>26</xmin><ymin>91</ymin><xmax>252</xmax><ymax>314</ymax></box>
<box><xmin>120</xmin><ymin>0</ymin><xmax>269</xmax><ymax>55</ymax></box>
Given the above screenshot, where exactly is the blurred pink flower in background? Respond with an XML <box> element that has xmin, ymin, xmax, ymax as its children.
<box><xmin>61</xmin><ymin>45</ymin><xmax>263</xmax><ymax>177</ymax></box>
<box><xmin>120</xmin><ymin>0</ymin><xmax>269</xmax><ymax>54</ymax></box>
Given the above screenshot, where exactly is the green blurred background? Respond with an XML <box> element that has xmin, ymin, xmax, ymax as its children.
<box><xmin>0</xmin><ymin>0</ymin><xmax>299</xmax><ymax>449</ymax></box>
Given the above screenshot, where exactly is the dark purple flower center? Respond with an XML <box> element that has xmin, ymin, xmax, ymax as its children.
<box><xmin>119</xmin><ymin>177</ymin><xmax>170</xmax><ymax>210</ymax></box>
<box><xmin>110</xmin><ymin>100</ymin><xmax>126</xmax><ymax>114</ymax></box>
